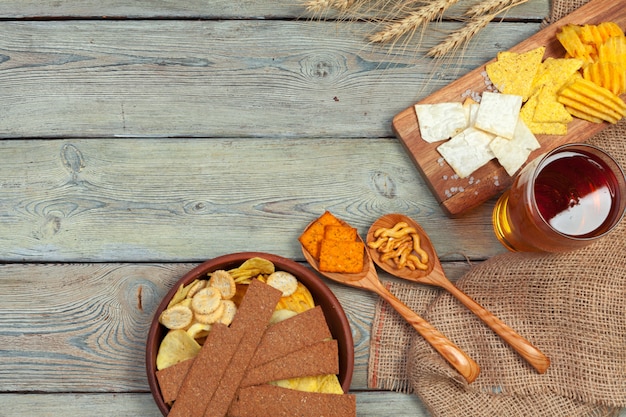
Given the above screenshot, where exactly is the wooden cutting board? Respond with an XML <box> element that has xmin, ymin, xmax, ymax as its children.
<box><xmin>393</xmin><ymin>0</ymin><xmax>626</xmax><ymax>217</ymax></box>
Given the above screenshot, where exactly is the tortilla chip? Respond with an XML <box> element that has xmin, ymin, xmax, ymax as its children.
<box><xmin>486</xmin><ymin>46</ymin><xmax>545</xmax><ymax>101</ymax></box>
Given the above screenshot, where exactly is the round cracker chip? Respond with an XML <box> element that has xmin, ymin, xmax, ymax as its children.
<box><xmin>191</xmin><ymin>287</ymin><xmax>222</xmax><ymax>315</ymax></box>
<box><xmin>159</xmin><ymin>304</ymin><xmax>193</xmax><ymax>330</ymax></box>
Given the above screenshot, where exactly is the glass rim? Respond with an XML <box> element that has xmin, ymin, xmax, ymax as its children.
<box><xmin>529</xmin><ymin>142</ymin><xmax>626</xmax><ymax>242</ymax></box>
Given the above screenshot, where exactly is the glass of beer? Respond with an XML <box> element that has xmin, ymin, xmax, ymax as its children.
<box><xmin>492</xmin><ymin>143</ymin><xmax>626</xmax><ymax>252</ymax></box>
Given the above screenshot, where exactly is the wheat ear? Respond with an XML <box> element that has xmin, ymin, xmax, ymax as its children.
<box><xmin>304</xmin><ymin>0</ymin><xmax>332</xmax><ymax>13</ymax></box>
<box><xmin>427</xmin><ymin>0</ymin><xmax>529</xmax><ymax>58</ymax></box>
<box><xmin>426</xmin><ymin>14</ymin><xmax>492</xmax><ymax>58</ymax></box>
<box><xmin>304</xmin><ymin>0</ymin><xmax>357</xmax><ymax>13</ymax></box>
<box><xmin>465</xmin><ymin>0</ymin><xmax>517</xmax><ymax>18</ymax></box>
<box><xmin>369</xmin><ymin>0</ymin><xmax>460</xmax><ymax>43</ymax></box>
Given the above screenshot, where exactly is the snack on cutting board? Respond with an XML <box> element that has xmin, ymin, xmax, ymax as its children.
<box><xmin>415</xmin><ymin>21</ymin><xmax>626</xmax><ymax>180</ymax></box>
<box><xmin>154</xmin><ymin>259</ymin><xmax>355</xmax><ymax>417</ymax></box>
<box><xmin>299</xmin><ymin>211</ymin><xmax>365</xmax><ymax>274</ymax></box>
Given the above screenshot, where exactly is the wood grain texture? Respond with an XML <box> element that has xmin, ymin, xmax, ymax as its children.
<box><xmin>393</xmin><ymin>0</ymin><xmax>626</xmax><ymax>217</ymax></box>
<box><xmin>0</xmin><ymin>139</ymin><xmax>506</xmax><ymax>263</ymax></box>
<box><xmin>0</xmin><ymin>262</ymin><xmax>469</xmax><ymax>393</ymax></box>
<box><xmin>0</xmin><ymin>21</ymin><xmax>540</xmax><ymax>139</ymax></box>
<box><xmin>4</xmin><ymin>0</ymin><xmax>615</xmax><ymax>415</ymax></box>
<box><xmin>0</xmin><ymin>391</ymin><xmax>437</xmax><ymax>416</ymax></box>
<box><xmin>0</xmin><ymin>0</ymin><xmax>549</xmax><ymax>20</ymax></box>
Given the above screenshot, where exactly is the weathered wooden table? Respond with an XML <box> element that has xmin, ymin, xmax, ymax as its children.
<box><xmin>4</xmin><ymin>1</ymin><xmax>619</xmax><ymax>415</ymax></box>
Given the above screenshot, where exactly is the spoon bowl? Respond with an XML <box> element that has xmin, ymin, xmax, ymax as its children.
<box><xmin>367</xmin><ymin>213</ymin><xmax>550</xmax><ymax>374</ymax></box>
<box><xmin>300</xmin><ymin>219</ymin><xmax>480</xmax><ymax>383</ymax></box>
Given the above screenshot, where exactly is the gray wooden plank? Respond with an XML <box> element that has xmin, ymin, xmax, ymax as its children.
<box><xmin>0</xmin><ymin>138</ymin><xmax>506</xmax><ymax>263</ymax></box>
<box><xmin>1</xmin><ymin>392</ymin><xmax>622</xmax><ymax>417</ymax></box>
<box><xmin>0</xmin><ymin>0</ymin><xmax>549</xmax><ymax>20</ymax></box>
<box><xmin>0</xmin><ymin>20</ymin><xmax>541</xmax><ymax>139</ymax></box>
<box><xmin>0</xmin><ymin>391</ymin><xmax>435</xmax><ymax>416</ymax></box>
<box><xmin>0</xmin><ymin>262</ymin><xmax>472</xmax><ymax>393</ymax></box>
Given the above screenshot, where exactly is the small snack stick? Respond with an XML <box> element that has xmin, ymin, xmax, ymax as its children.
<box><xmin>191</xmin><ymin>287</ymin><xmax>222</xmax><ymax>315</ymax></box>
<box><xmin>266</xmin><ymin>271</ymin><xmax>298</xmax><ymax>297</ymax></box>
<box><xmin>208</xmin><ymin>270</ymin><xmax>236</xmax><ymax>299</ymax></box>
<box><xmin>159</xmin><ymin>304</ymin><xmax>194</xmax><ymax>330</ymax></box>
<box><xmin>369</xmin><ymin>222</ymin><xmax>430</xmax><ymax>271</ymax></box>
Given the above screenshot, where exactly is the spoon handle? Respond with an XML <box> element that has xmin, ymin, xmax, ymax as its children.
<box><xmin>373</xmin><ymin>284</ymin><xmax>480</xmax><ymax>383</ymax></box>
<box><xmin>442</xmin><ymin>282</ymin><xmax>550</xmax><ymax>374</ymax></box>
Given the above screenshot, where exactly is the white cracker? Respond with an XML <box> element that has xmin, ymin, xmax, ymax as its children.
<box><xmin>415</xmin><ymin>102</ymin><xmax>467</xmax><ymax>143</ymax></box>
<box><xmin>474</xmin><ymin>92</ymin><xmax>523</xmax><ymax>139</ymax></box>
<box><xmin>437</xmin><ymin>127</ymin><xmax>495</xmax><ymax>178</ymax></box>
<box><xmin>490</xmin><ymin>118</ymin><xmax>541</xmax><ymax>176</ymax></box>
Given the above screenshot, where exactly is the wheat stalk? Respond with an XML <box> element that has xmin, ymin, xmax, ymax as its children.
<box><xmin>427</xmin><ymin>0</ymin><xmax>529</xmax><ymax>58</ymax></box>
<box><xmin>304</xmin><ymin>0</ymin><xmax>333</xmax><ymax>13</ymax></box>
<box><xmin>427</xmin><ymin>14</ymin><xmax>492</xmax><ymax>58</ymax></box>
<box><xmin>369</xmin><ymin>0</ymin><xmax>460</xmax><ymax>44</ymax></box>
<box><xmin>304</xmin><ymin>0</ymin><xmax>357</xmax><ymax>13</ymax></box>
<box><xmin>465</xmin><ymin>0</ymin><xmax>518</xmax><ymax>18</ymax></box>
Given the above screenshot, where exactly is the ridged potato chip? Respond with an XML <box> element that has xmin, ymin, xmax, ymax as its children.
<box><xmin>558</xmin><ymin>77</ymin><xmax>626</xmax><ymax>124</ymax></box>
<box><xmin>186</xmin><ymin>322</ymin><xmax>212</xmax><ymax>340</ymax></box>
<box><xmin>275</xmin><ymin>282</ymin><xmax>315</xmax><ymax>313</ymax></box>
<box><xmin>156</xmin><ymin>329</ymin><xmax>201</xmax><ymax>370</ymax></box>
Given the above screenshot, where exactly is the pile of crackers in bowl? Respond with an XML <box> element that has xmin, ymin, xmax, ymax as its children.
<box><xmin>145</xmin><ymin>252</ymin><xmax>356</xmax><ymax>417</ymax></box>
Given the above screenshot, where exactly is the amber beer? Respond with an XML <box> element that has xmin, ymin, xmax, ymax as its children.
<box><xmin>493</xmin><ymin>144</ymin><xmax>626</xmax><ymax>252</ymax></box>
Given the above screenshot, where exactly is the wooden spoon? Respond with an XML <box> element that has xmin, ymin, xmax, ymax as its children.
<box><xmin>367</xmin><ymin>213</ymin><xmax>550</xmax><ymax>374</ymax></box>
<box><xmin>300</xmin><ymin>226</ymin><xmax>480</xmax><ymax>384</ymax></box>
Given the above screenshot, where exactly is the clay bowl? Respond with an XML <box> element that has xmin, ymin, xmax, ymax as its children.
<box><xmin>145</xmin><ymin>251</ymin><xmax>354</xmax><ymax>416</ymax></box>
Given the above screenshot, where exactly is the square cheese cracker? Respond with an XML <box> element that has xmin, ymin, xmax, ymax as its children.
<box><xmin>414</xmin><ymin>102</ymin><xmax>467</xmax><ymax>143</ymax></box>
<box><xmin>474</xmin><ymin>92</ymin><xmax>523</xmax><ymax>139</ymax></box>
<box><xmin>489</xmin><ymin>117</ymin><xmax>541</xmax><ymax>176</ymax></box>
<box><xmin>437</xmin><ymin>127</ymin><xmax>495</xmax><ymax>178</ymax></box>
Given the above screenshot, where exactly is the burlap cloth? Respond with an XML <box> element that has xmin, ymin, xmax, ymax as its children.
<box><xmin>368</xmin><ymin>2</ymin><xmax>626</xmax><ymax>416</ymax></box>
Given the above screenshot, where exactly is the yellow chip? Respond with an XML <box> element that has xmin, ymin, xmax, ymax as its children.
<box><xmin>533</xmin><ymin>85</ymin><xmax>573</xmax><ymax>124</ymax></box>
<box><xmin>486</xmin><ymin>46</ymin><xmax>545</xmax><ymax>101</ymax></box>
<box><xmin>185</xmin><ymin>279</ymin><xmax>207</xmax><ymax>299</ymax></box>
<box><xmin>156</xmin><ymin>329</ymin><xmax>201</xmax><ymax>370</ymax></box>
<box><xmin>186</xmin><ymin>322</ymin><xmax>212</xmax><ymax>340</ymax></box>
<box><xmin>275</xmin><ymin>282</ymin><xmax>315</xmax><ymax>313</ymax></box>
<box><xmin>194</xmin><ymin>300</ymin><xmax>226</xmax><ymax>324</ymax></box>
<box><xmin>218</xmin><ymin>299</ymin><xmax>238</xmax><ymax>326</ymax></box>
<box><xmin>266</xmin><ymin>271</ymin><xmax>298</xmax><ymax>297</ymax></box>
<box><xmin>191</xmin><ymin>287</ymin><xmax>222</xmax><ymax>315</ymax></box>
<box><xmin>520</xmin><ymin>93</ymin><xmax>568</xmax><ymax>135</ymax></box>
<box><xmin>530</xmin><ymin>57</ymin><xmax>583</xmax><ymax>96</ymax></box>
<box><xmin>208</xmin><ymin>270</ymin><xmax>237</xmax><ymax>299</ymax></box>
<box><xmin>159</xmin><ymin>304</ymin><xmax>193</xmax><ymax>330</ymax></box>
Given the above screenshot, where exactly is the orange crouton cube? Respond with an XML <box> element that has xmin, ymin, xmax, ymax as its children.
<box><xmin>319</xmin><ymin>240</ymin><xmax>365</xmax><ymax>274</ymax></box>
<box><xmin>324</xmin><ymin>225</ymin><xmax>357</xmax><ymax>242</ymax></box>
